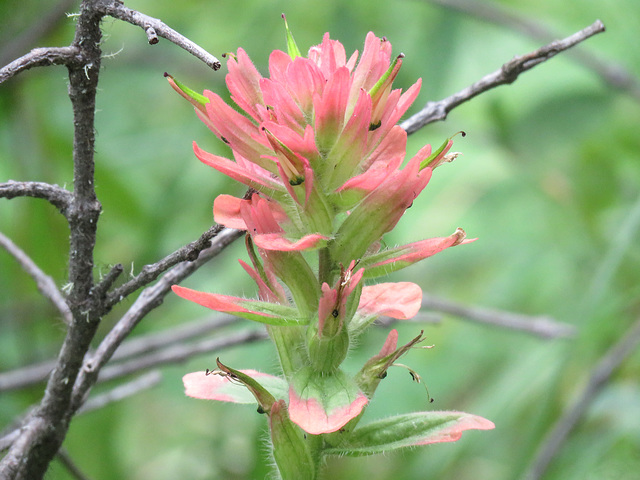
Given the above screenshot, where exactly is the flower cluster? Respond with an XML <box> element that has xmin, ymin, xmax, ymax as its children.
<box><xmin>170</xmin><ymin>18</ymin><xmax>493</xmax><ymax>479</ymax></box>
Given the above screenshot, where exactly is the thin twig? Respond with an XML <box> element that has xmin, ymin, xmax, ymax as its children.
<box><xmin>98</xmin><ymin>1</ymin><xmax>221</xmax><ymax>70</ymax></box>
<box><xmin>77</xmin><ymin>371</ymin><xmax>162</xmax><ymax>415</ymax></box>
<box><xmin>97</xmin><ymin>328</ymin><xmax>267</xmax><ymax>383</ymax></box>
<box><xmin>0</xmin><ymin>231</ymin><xmax>73</xmax><ymax>325</ymax></box>
<box><xmin>400</xmin><ymin>20</ymin><xmax>606</xmax><ymax>134</ymax></box>
<box><xmin>0</xmin><ymin>0</ymin><xmax>78</xmax><ymax>68</ymax></box>
<box><xmin>0</xmin><ymin>315</ymin><xmax>236</xmax><ymax>393</ymax></box>
<box><xmin>422</xmin><ymin>294</ymin><xmax>576</xmax><ymax>339</ymax></box>
<box><xmin>424</xmin><ymin>0</ymin><xmax>640</xmax><ymax>101</ymax></box>
<box><xmin>104</xmin><ymin>224</ymin><xmax>227</xmax><ymax>311</ymax></box>
<box><xmin>112</xmin><ymin>315</ymin><xmax>237</xmax><ymax>360</ymax></box>
<box><xmin>0</xmin><ymin>46</ymin><xmax>82</xmax><ymax>84</ymax></box>
<box><xmin>55</xmin><ymin>448</ymin><xmax>94</xmax><ymax>480</ymax></box>
<box><xmin>0</xmin><ymin>327</ymin><xmax>262</xmax><ymax>454</ymax></box>
<box><xmin>524</xmin><ymin>317</ymin><xmax>640</xmax><ymax>480</ymax></box>
<box><xmin>0</xmin><ymin>181</ymin><xmax>73</xmax><ymax>215</ymax></box>
<box><xmin>70</xmin><ymin>227</ymin><xmax>243</xmax><ymax>411</ymax></box>
<box><xmin>91</xmin><ymin>263</ymin><xmax>124</xmax><ymax>303</ymax></box>
<box><xmin>0</xmin><ymin>429</ymin><xmax>20</xmax><ymax>455</ymax></box>
<box><xmin>0</xmin><ymin>3</ymin><xmax>105</xmax><ymax>476</ymax></box>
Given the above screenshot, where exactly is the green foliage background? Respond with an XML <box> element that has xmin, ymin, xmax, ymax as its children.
<box><xmin>1</xmin><ymin>0</ymin><xmax>640</xmax><ymax>479</ymax></box>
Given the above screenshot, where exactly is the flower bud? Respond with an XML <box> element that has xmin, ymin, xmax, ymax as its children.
<box><xmin>306</xmin><ymin>321</ymin><xmax>350</xmax><ymax>372</ymax></box>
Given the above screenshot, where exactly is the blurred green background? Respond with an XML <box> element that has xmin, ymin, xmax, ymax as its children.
<box><xmin>1</xmin><ymin>0</ymin><xmax>640</xmax><ymax>479</ymax></box>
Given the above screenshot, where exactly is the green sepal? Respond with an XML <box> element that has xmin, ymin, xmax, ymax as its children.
<box><xmin>282</xmin><ymin>14</ymin><xmax>302</xmax><ymax>59</ymax></box>
<box><xmin>306</xmin><ymin>323</ymin><xmax>350</xmax><ymax>372</ymax></box>
<box><xmin>235</xmin><ymin>300</ymin><xmax>308</xmax><ymax>326</ymax></box>
<box><xmin>420</xmin><ymin>131</ymin><xmax>466</xmax><ymax>170</ymax></box>
<box><xmin>354</xmin><ymin>330</ymin><xmax>424</xmax><ymax>398</ymax></box>
<box><xmin>358</xmin><ymin>247</ymin><xmax>413</xmax><ymax>279</ymax></box>
<box><xmin>165</xmin><ymin>73</ymin><xmax>209</xmax><ymax>108</ymax></box>
<box><xmin>215</xmin><ymin>359</ymin><xmax>278</xmax><ymax>413</ymax></box>
<box><xmin>368</xmin><ymin>54</ymin><xmax>402</xmax><ymax>98</ymax></box>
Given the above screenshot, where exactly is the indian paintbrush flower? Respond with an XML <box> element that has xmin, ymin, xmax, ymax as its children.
<box><xmin>170</xmin><ymin>17</ymin><xmax>493</xmax><ymax>480</ymax></box>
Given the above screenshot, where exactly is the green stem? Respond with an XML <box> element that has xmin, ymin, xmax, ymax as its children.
<box><xmin>268</xmin><ymin>325</ymin><xmax>308</xmax><ymax>381</ymax></box>
<box><xmin>318</xmin><ymin>247</ymin><xmax>334</xmax><ymax>286</ymax></box>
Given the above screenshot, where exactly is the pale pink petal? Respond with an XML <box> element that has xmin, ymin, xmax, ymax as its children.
<box><xmin>351</xmin><ymin>32</ymin><xmax>392</xmax><ymax>96</ymax></box>
<box><xmin>183</xmin><ymin>369</ymin><xmax>279</xmax><ymax>402</ymax></box>
<box><xmin>358</xmin><ymin>282</ymin><xmax>422</xmax><ymax>319</ymax></box>
<box><xmin>371</xmin><ymin>229</ymin><xmax>471</xmax><ymax>269</ymax></box>
<box><xmin>412</xmin><ymin>412</ymin><xmax>496</xmax><ymax>446</ymax></box>
<box><xmin>378</xmin><ymin>329</ymin><xmax>399</xmax><ymax>357</ymax></box>
<box><xmin>253</xmin><ymin>232</ymin><xmax>329</xmax><ymax>251</ymax></box>
<box><xmin>268</xmin><ymin>49</ymin><xmax>293</xmax><ymax>85</ymax></box>
<box><xmin>193</xmin><ymin>143</ymin><xmax>280</xmax><ymax>191</ymax></box>
<box><xmin>361</xmin><ymin>125</ymin><xmax>407</xmax><ymax>172</ymax></box>
<box><xmin>288</xmin><ymin>388</ymin><xmax>369</xmax><ymax>435</ymax></box>
<box><xmin>260</xmin><ymin>78</ymin><xmax>306</xmax><ymax>132</ymax></box>
<box><xmin>308</xmin><ymin>32</ymin><xmax>348</xmax><ymax>77</ymax></box>
<box><xmin>226</xmin><ymin>48</ymin><xmax>264</xmax><ymax>121</ymax></box>
<box><xmin>213</xmin><ymin>194</ymin><xmax>247</xmax><ymax>230</ymax></box>
<box><xmin>241</xmin><ymin>193</ymin><xmax>283</xmax><ymax>235</ymax></box>
<box><xmin>203</xmin><ymin>91</ymin><xmax>272</xmax><ymax>166</ymax></box>
<box><xmin>314</xmin><ymin>66</ymin><xmax>351</xmax><ymax>151</ymax></box>
<box><xmin>285</xmin><ymin>57</ymin><xmax>326</xmax><ymax>114</ymax></box>
<box><xmin>172</xmin><ymin>285</ymin><xmax>254</xmax><ymax>314</ymax></box>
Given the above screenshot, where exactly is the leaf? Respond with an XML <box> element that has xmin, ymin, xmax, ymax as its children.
<box><xmin>324</xmin><ymin>411</ymin><xmax>495</xmax><ymax>456</ymax></box>
<box><xmin>183</xmin><ymin>369</ymin><xmax>288</xmax><ymax>404</ymax></box>
<box><xmin>172</xmin><ymin>285</ymin><xmax>306</xmax><ymax>326</ymax></box>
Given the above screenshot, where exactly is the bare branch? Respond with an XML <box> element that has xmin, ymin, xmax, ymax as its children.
<box><xmin>97</xmin><ymin>328</ymin><xmax>267</xmax><ymax>383</ymax></box>
<box><xmin>0</xmin><ymin>181</ymin><xmax>73</xmax><ymax>215</ymax></box>
<box><xmin>0</xmin><ymin>46</ymin><xmax>81</xmax><ymax>84</ymax></box>
<box><xmin>0</xmin><ymin>231</ymin><xmax>72</xmax><ymax>325</ymax></box>
<box><xmin>0</xmin><ymin>326</ymin><xmax>258</xmax><ymax>454</ymax></box>
<box><xmin>112</xmin><ymin>315</ymin><xmax>237</xmax><ymax>360</ymax></box>
<box><xmin>77</xmin><ymin>371</ymin><xmax>162</xmax><ymax>415</ymax></box>
<box><xmin>421</xmin><ymin>294</ymin><xmax>576</xmax><ymax>339</ymax></box>
<box><xmin>91</xmin><ymin>263</ymin><xmax>123</xmax><ymax>303</ymax></box>
<box><xmin>55</xmin><ymin>449</ymin><xmax>94</xmax><ymax>480</ymax></box>
<box><xmin>401</xmin><ymin>20</ymin><xmax>606</xmax><ymax>134</ymax></box>
<box><xmin>0</xmin><ymin>2</ymin><xmax>105</xmax><ymax>476</ymax></box>
<box><xmin>0</xmin><ymin>315</ymin><xmax>236</xmax><ymax>393</ymax></box>
<box><xmin>424</xmin><ymin>0</ymin><xmax>640</xmax><ymax>101</ymax></box>
<box><xmin>0</xmin><ymin>0</ymin><xmax>78</xmax><ymax>68</ymax></box>
<box><xmin>524</xmin><ymin>317</ymin><xmax>640</xmax><ymax>480</ymax></box>
<box><xmin>70</xmin><ymin>227</ymin><xmax>243</xmax><ymax>411</ymax></box>
<box><xmin>104</xmin><ymin>224</ymin><xmax>229</xmax><ymax>310</ymax></box>
<box><xmin>0</xmin><ymin>429</ymin><xmax>20</xmax><ymax>455</ymax></box>
<box><xmin>98</xmin><ymin>1</ymin><xmax>221</xmax><ymax>70</ymax></box>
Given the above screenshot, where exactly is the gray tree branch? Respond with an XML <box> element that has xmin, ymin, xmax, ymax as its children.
<box><xmin>97</xmin><ymin>0</ymin><xmax>221</xmax><ymax>70</ymax></box>
<box><xmin>524</xmin><ymin>317</ymin><xmax>640</xmax><ymax>480</ymax></box>
<box><xmin>0</xmin><ymin>46</ymin><xmax>82</xmax><ymax>84</ymax></box>
<box><xmin>0</xmin><ymin>231</ymin><xmax>73</xmax><ymax>325</ymax></box>
<box><xmin>0</xmin><ymin>181</ymin><xmax>73</xmax><ymax>215</ymax></box>
<box><xmin>0</xmin><ymin>0</ymin><xmax>78</xmax><ymax>68</ymax></box>
<box><xmin>422</xmin><ymin>294</ymin><xmax>577</xmax><ymax>339</ymax></box>
<box><xmin>400</xmin><ymin>19</ymin><xmax>605</xmax><ymax>134</ymax></box>
<box><xmin>424</xmin><ymin>0</ymin><xmax>640</xmax><ymax>101</ymax></box>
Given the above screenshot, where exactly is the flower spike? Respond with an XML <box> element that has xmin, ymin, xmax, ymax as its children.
<box><xmin>171</xmin><ymin>25</ymin><xmax>492</xmax><ymax>478</ymax></box>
